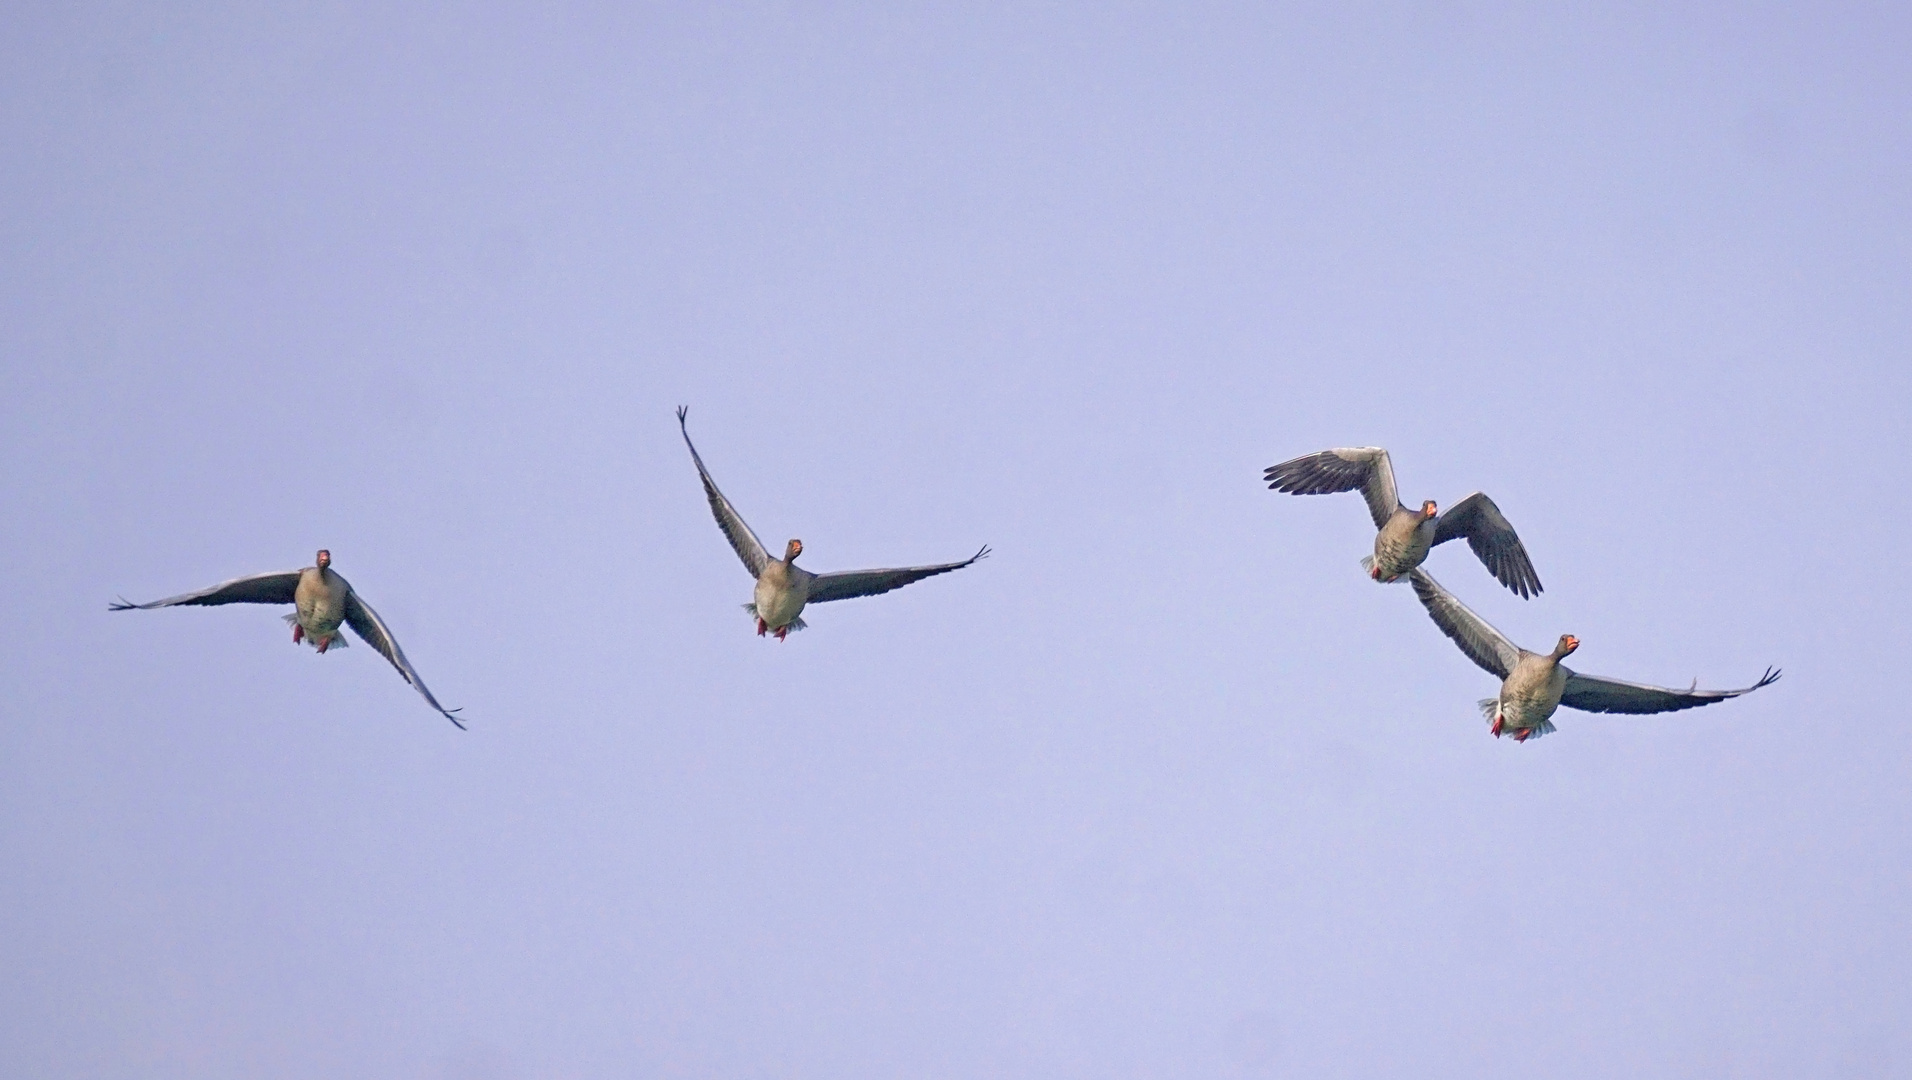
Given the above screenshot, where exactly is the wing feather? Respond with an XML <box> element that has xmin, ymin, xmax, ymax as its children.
<box><xmin>110</xmin><ymin>570</ymin><xmax>302</xmax><ymax>610</ymax></box>
<box><xmin>805</xmin><ymin>546</ymin><xmax>990</xmax><ymax>605</ymax></box>
<box><xmin>1263</xmin><ymin>447</ymin><xmax>1398</xmax><ymax>530</ymax></box>
<box><xmin>342</xmin><ymin>591</ymin><xmax>465</xmax><ymax>729</ymax></box>
<box><xmin>677</xmin><ymin>407</ymin><xmax>771</xmax><ymax>578</ymax></box>
<box><xmin>1432</xmin><ymin>491</ymin><xmax>1543</xmax><ymax>599</ymax></box>
<box><xmin>1407</xmin><ymin>569</ymin><xmax>1522</xmax><ymax>679</ymax></box>
<box><xmin>1560</xmin><ymin>667</ymin><xmax>1780</xmax><ymax>715</ymax></box>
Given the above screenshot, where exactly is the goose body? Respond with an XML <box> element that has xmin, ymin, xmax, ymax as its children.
<box><xmin>752</xmin><ymin>556</ymin><xmax>812</xmax><ymax>633</ymax></box>
<box><xmin>1265</xmin><ymin>446</ymin><xmax>1543</xmax><ymax>598</ymax></box>
<box><xmin>110</xmin><ymin>550</ymin><xmax>463</xmax><ymax>728</ymax></box>
<box><xmin>1488</xmin><ymin>639</ymin><xmax>1578</xmax><ymax>739</ymax></box>
<box><xmin>678</xmin><ymin>407</ymin><xmax>988</xmax><ymax>639</ymax></box>
<box><xmin>1408</xmin><ymin>568</ymin><xmax>1779</xmax><ymax>741</ymax></box>
<box><xmin>1371</xmin><ymin>505</ymin><xmax>1439</xmax><ymax>582</ymax></box>
<box><xmin>293</xmin><ymin>563</ymin><xmax>353</xmax><ymax>648</ymax></box>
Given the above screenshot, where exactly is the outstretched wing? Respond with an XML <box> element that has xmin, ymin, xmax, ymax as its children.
<box><xmin>1407</xmin><ymin>569</ymin><xmax>1522</xmax><ymax>680</ymax></box>
<box><xmin>1432</xmin><ymin>491</ymin><xmax>1543</xmax><ymax>599</ymax></box>
<box><xmin>805</xmin><ymin>546</ymin><xmax>990</xmax><ymax>605</ymax></box>
<box><xmin>1263</xmin><ymin>447</ymin><xmax>1399</xmax><ymax>530</ymax></box>
<box><xmin>1560</xmin><ymin>666</ymin><xmax>1780</xmax><ymax>715</ymax></box>
<box><xmin>342</xmin><ymin>591</ymin><xmax>466</xmax><ymax>729</ymax></box>
<box><xmin>677</xmin><ymin>407</ymin><xmax>770</xmax><ymax>578</ymax></box>
<box><xmin>110</xmin><ymin>571</ymin><xmax>302</xmax><ymax>610</ymax></box>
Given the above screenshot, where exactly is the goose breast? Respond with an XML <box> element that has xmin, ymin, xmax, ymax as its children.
<box><xmin>294</xmin><ymin>567</ymin><xmax>351</xmax><ymax>635</ymax></box>
<box><xmin>1498</xmin><ymin>655</ymin><xmax>1569</xmax><ymax>730</ymax></box>
<box><xmin>753</xmin><ymin>562</ymin><xmax>812</xmax><ymax>630</ymax></box>
<box><xmin>1372</xmin><ymin>510</ymin><xmax>1435</xmax><ymax>579</ymax></box>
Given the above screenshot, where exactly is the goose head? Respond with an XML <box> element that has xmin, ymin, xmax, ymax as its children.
<box><xmin>784</xmin><ymin>539</ymin><xmax>803</xmax><ymax>563</ymax></box>
<box><xmin>1420</xmin><ymin>500</ymin><xmax>1438</xmax><ymax>519</ymax></box>
<box><xmin>316</xmin><ymin>549</ymin><xmax>331</xmax><ymax>570</ymax></box>
<box><xmin>1551</xmin><ymin>634</ymin><xmax>1580</xmax><ymax>659</ymax></box>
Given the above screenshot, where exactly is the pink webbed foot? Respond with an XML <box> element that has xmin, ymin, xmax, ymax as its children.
<box><xmin>1490</xmin><ymin>715</ymin><xmax>1504</xmax><ymax>738</ymax></box>
<box><xmin>1513</xmin><ymin>728</ymin><xmax>1531</xmax><ymax>743</ymax></box>
<box><xmin>774</xmin><ymin>625</ymin><xmax>789</xmax><ymax>642</ymax></box>
<box><xmin>1370</xmin><ymin>565</ymin><xmax>1383</xmax><ymax>581</ymax></box>
<box><xmin>756</xmin><ymin>618</ymin><xmax>768</xmax><ymax>637</ymax></box>
<box><xmin>316</xmin><ymin>636</ymin><xmax>331</xmax><ymax>654</ymax></box>
<box><xmin>292</xmin><ymin>623</ymin><xmax>304</xmax><ymax>645</ymax></box>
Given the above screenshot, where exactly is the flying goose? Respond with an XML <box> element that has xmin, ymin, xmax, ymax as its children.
<box><xmin>677</xmin><ymin>407</ymin><xmax>989</xmax><ymax>639</ymax></box>
<box><xmin>110</xmin><ymin>549</ymin><xmax>464</xmax><ymax>728</ymax></box>
<box><xmin>1408</xmin><ymin>568</ymin><xmax>1778</xmax><ymax>741</ymax></box>
<box><xmin>1264</xmin><ymin>447</ymin><xmax>1542</xmax><ymax>598</ymax></box>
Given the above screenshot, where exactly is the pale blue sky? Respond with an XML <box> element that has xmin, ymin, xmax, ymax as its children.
<box><xmin>3</xmin><ymin>3</ymin><xmax>1908</xmax><ymax>1078</ymax></box>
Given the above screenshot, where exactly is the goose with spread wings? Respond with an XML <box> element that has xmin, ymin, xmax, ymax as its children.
<box><xmin>678</xmin><ymin>407</ymin><xmax>989</xmax><ymax>640</ymax></box>
<box><xmin>1264</xmin><ymin>446</ymin><xmax>1542</xmax><ymax>598</ymax></box>
<box><xmin>110</xmin><ymin>549</ymin><xmax>464</xmax><ymax>728</ymax></box>
<box><xmin>1408</xmin><ymin>568</ymin><xmax>1778</xmax><ymax>741</ymax></box>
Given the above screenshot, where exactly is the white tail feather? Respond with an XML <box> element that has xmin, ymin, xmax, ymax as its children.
<box><xmin>741</xmin><ymin>603</ymin><xmax>806</xmax><ymax>632</ymax></box>
<box><xmin>1478</xmin><ymin>697</ymin><xmax>1555</xmax><ymax>740</ymax></box>
<box><xmin>282</xmin><ymin>613</ymin><xmax>347</xmax><ymax>649</ymax></box>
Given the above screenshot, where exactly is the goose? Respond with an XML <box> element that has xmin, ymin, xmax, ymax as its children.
<box><xmin>1408</xmin><ymin>568</ymin><xmax>1778</xmax><ymax>741</ymax></box>
<box><xmin>1264</xmin><ymin>447</ymin><xmax>1542</xmax><ymax>598</ymax></box>
<box><xmin>110</xmin><ymin>549</ymin><xmax>464</xmax><ymax>728</ymax></box>
<box><xmin>677</xmin><ymin>407</ymin><xmax>989</xmax><ymax>639</ymax></box>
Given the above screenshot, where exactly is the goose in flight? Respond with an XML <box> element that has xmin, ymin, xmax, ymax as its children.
<box><xmin>677</xmin><ymin>407</ymin><xmax>989</xmax><ymax>640</ymax></box>
<box><xmin>110</xmin><ymin>549</ymin><xmax>464</xmax><ymax>728</ymax></box>
<box><xmin>1408</xmin><ymin>568</ymin><xmax>1778</xmax><ymax>741</ymax></box>
<box><xmin>1264</xmin><ymin>447</ymin><xmax>1542</xmax><ymax>598</ymax></box>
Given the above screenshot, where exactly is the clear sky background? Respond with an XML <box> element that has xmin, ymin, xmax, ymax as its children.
<box><xmin>3</xmin><ymin>3</ymin><xmax>1908</xmax><ymax>1078</ymax></box>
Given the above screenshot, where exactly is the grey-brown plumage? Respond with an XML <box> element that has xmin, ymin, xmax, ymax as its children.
<box><xmin>110</xmin><ymin>550</ymin><xmax>464</xmax><ymax>728</ymax></box>
<box><xmin>677</xmin><ymin>407</ymin><xmax>989</xmax><ymax>639</ymax></box>
<box><xmin>1408</xmin><ymin>568</ymin><xmax>1779</xmax><ymax>741</ymax></box>
<box><xmin>1264</xmin><ymin>446</ymin><xmax>1542</xmax><ymax>598</ymax></box>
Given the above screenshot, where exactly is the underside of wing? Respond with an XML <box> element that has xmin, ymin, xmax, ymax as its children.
<box><xmin>677</xmin><ymin>407</ymin><xmax>771</xmax><ymax>578</ymax></box>
<box><xmin>805</xmin><ymin>545</ymin><xmax>990</xmax><ymax>605</ymax></box>
<box><xmin>342</xmin><ymin>592</ymin><xmax>465</xmax><ymax>729</ymax></box>
<box><xmin>1433</xmin><ymin>492</ymin><xmax>1543</xmax><ymax>599</ymax></box>
<box><xmin>1407</xmin><ymin>569</ymin><xmax>1522</xmax><ymax>679</ymax></box>
<box><xmin>1263</xmin><ymin>447</ymin><xmax>1397</xmax><ymax>530</ymax></box>
<box><xmin>1559</xmin><ymin>667</ymin><xmax>1780</xmax><ymax>715</ymax></box>
<box><xmin>109</xmin><ymin>570</ymin><xmax>302</xmax><ymax>610</ymax></box>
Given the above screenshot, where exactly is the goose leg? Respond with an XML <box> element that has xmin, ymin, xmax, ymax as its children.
<box><xmin>774</xmin><ymin>626</ymin><xmax>789</xmax><ymax>642</ymax></box>
<box><xmin>292</xmin><ymin>623</ymin><xmax>304</xmax><ymax>645</ymax></box>
<box><xmin>756</xmin><ymin>618</ymin><xmax>768</xmax><ymax>637</ymax></box>
<box><xmin>317</xmin><ymin>635</ymin><xmax>331</xmax><ymax>654</ymax></box>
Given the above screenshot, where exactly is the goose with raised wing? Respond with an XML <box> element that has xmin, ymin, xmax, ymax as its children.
<box><xmin>1264</xmin><ymin>446</ymin><xmax>1542</xmax><ymax>598</ymax></box>
<box><xmin>678</xmin><ymin>407</ymin><xmax>989</xmax><ymax>640</ymax></box>
<box><xmin>1408</xmin><ymin>568</ymin><xmax>1778</xmax><ymax>741</ymax></box>
<box><xmin>110</xmin><ymin>549</ymin><xmax>464</xmax><ymax>728</ymax></box>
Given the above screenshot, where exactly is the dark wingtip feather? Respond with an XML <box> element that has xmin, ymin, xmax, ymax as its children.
<box><xmin>1502</xmin><ymin>568</ymin><xmax>1542</xmax><ymax>600</ymax></box>
<box><xmin>1262</xmin><ymin>452</ymin><xmax>1367</xmax><ymax>497</ymax></box>
<box><xmin>109</xmin><ymin>596</ymin><xmax>135</xmax><ymax>611</ymax></box>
